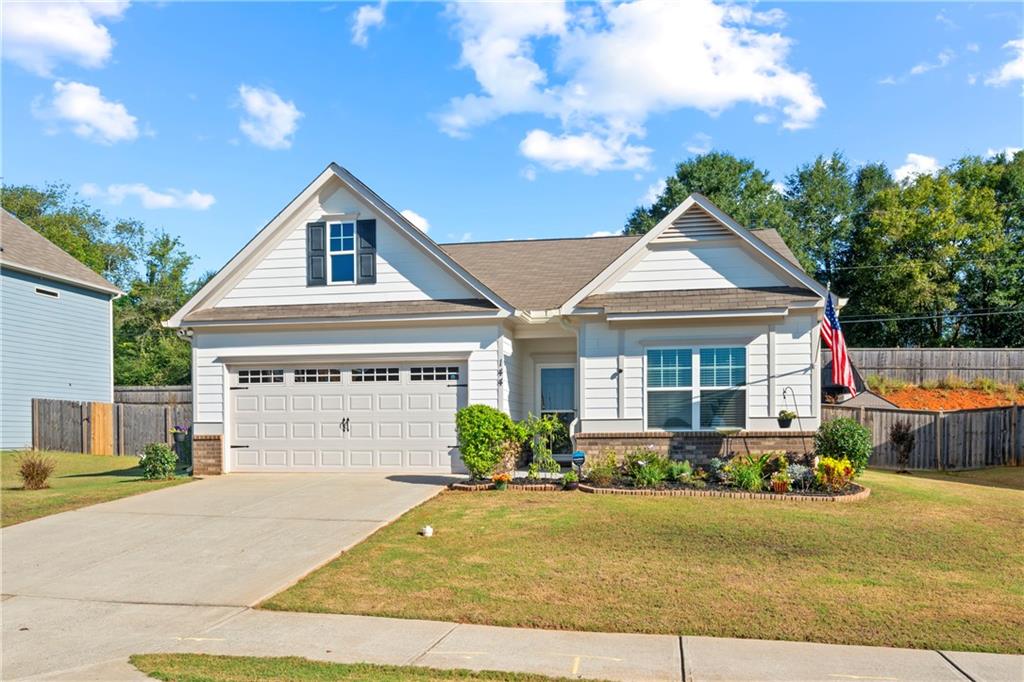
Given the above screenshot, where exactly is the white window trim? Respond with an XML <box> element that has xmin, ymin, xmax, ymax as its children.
<box><xmin>643</xmin><ymin>345</ymin><xmax>749</xmax><ymax>432</ymax></box>
<box><xmin>535</xmin><ymin>362</ymin><xmax>576</xmax><ymax>418</ymax></box>
<box><xmin>327</xmin><ymin>220</ymin><xmax>357</xmax><ymax>286</ymax></box>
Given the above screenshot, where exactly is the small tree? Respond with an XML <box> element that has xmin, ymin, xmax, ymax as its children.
<box><xmin>455</xmin><ymin>405</ymin><xmax>522</xmax><ymax>480</ymax></box>
<box><xmin>889</xmin><ymin>420</ymin><xmax>915</xmax><ymax>473</ymax></box>
<box><xmin>520</xmin><ymin>413</ymin><xmax>563</xmax><ymax>475</ymax></box>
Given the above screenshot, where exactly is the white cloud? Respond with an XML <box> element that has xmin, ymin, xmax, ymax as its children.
<box><xmin>934</xmin><ymin>10</ymin><xmax>957</xmax><ymax>29</ymax></box>
<box><xmin>753</xmin><ymin>112</ymin><xmax>774</xmax><ymax>124</ymax></box>
<box><xmin>772</xmin><ymin>181</ymin><xmax>786</xmax><ymax>195</ymax></box>
<box><xmin>83</xmin><ymin>182</ymin><xmax>215</xmax><ymax>210</ymax></box>
<box><xmin>893</xmin><ymin>153</ymin><xmax>940</xmax><ymax>183</ymax></box>
<box><xmin>1</xmin><ymin>1</ymin><xmax>129</xmax><ymax>77</ymax></box>
<box><xmin>400</xmin><ymin>208</ymin><xmax>430</xmax><ymax>232</ymax></box>
<box><xmin>237</xmin><ymin>85</ymin><xmax>302</xmax><ymax>149</ymax></box>
<box><xmin>685</xmin><ymin>132</ymin><xmax>712</xmax><ymax>155</ymax></box>
<box><xmin>985</xmin><ymin>146</ymin><xmax>1022</xmax><ymax>159</ymax></box>
<box><xmin>445</xmin><ymin>232</ymin><xmax>473</xmax><ymax>243</ymax></box>
<box><xmin>985</xmin><ymin>39</ymin><xmax>1024</xmax><ymax>87</ymax></box>
<box><xmin>441</xmin><ymin>1</ymin><xmax>823</xmax><ymax>173</ymax></box>
<box><xmin>34</xmin><ymin>81</ymin><xmax>138</xmax><ymax>144</ymax></box>
<box><xmin>585</xmin><ymin>230</ymin><xmax>618</xmax><ymax>237</ymax></box>
<box><xmin>520</xmin><ymin>166</ymin><xmax>537</xmax><ymax>181</ymax></box>
<box><xmin>967</xmin><ymin>73</ymin><xmax>978</xmax><ymax>85</ymax></box>
<box><xmin>351</xmin><ymin>1</ymin><xmax>386</xmax><ymax>47</ymax></box>
<box><xmin>966</xmin><ymin>43</ymin><xmax>980</xmax><ymax>53</ymax></box>
<box><xmin>640</xmin><ymin>178</ymin><xmax>666</xmax><ymax>206</ymax></box>
<box><xmin>880</xmin><ymin>48</ymin><xmax>955</xmax><ymax>85</ymax></box>
<box><xmin>519</xmin><ymin>128</ymin><xmax>651</xmax><ymax>173</ymax></box>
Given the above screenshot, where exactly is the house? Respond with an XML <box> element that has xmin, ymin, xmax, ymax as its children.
<box><xmin>167</xmin><ymin>163</ymin><xmax>831</xmax><ymax>475</ymax></box>
<box><xmin>1</xmin><ymin>210</ymin><xmax>122</xmax><ymax>450</ymax></box>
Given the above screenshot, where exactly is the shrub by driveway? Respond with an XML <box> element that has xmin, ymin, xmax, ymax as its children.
<box><xmin>263</xmin><ymin>468</ymin><xmax>1024</xmax><ymax>654</ymax></box>
<box><xmin>1</xmin><ymin>450</ymin><xmax>189</xmax><ymax>526</ymax></box>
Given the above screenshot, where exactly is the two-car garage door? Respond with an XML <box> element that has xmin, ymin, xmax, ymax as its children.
<box><xmin>229</xmin><ymin>362</ymin><xmax>466</xmax><ymax>472</ymax></box>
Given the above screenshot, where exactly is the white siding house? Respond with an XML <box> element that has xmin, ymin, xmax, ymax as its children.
<box><xmin>168</xmin><ymin>165</ymin><xmax>830</xmax><ymax>475</ymax></box>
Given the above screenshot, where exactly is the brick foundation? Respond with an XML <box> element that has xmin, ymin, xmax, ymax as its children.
<box><xmin>575</xmin><ymin>431</ymin><xmax>816</xmax><ymax>466</ymax></box>
<box><xmin>192</xmin><ymin>434</ymin><xmax>223</xmax><ymax>475</ymax></box>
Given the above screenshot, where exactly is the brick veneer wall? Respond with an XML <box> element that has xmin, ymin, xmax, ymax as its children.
<box><xmin>575</xmin><ymin>431</ymin><xmax>816</xmax><ymax>465</ymax></box>
<box><xmin>192</xmin><ymin>434</ymin><xmax>222</xmax><ymax>475</ymax></box>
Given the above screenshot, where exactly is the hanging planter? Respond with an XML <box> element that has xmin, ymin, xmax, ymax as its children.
<box><xmin>777</xmin><ymin>410</ymin><xmax>797</xmax><ymax>429</ymax></box>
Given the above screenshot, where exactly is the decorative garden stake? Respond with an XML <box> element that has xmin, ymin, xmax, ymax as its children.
<box><xmin>420</xmin><ymin>525</ymin><xmax>434</xmax><ymax>537</ymax></box>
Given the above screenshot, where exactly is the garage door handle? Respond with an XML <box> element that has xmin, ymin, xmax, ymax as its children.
<box><xmin>230</xmin><ymin>445</ymin><xmax>249</xmax><ymax>449</ymax></box>
<box><xmin>448</xmin><ymin>383</ymin><xmax>468</xmax><ymax>387</ymax></box>
<box><xmin>230</xmin><ymin>386</ymin><xmax>249</xmax><ymax>391</ymax></box>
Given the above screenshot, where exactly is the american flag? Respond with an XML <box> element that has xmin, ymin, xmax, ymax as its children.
<box><xmin>821</xmin><ymin>295</ymin><xmax>857</xmax><ymax>396</ymax></box>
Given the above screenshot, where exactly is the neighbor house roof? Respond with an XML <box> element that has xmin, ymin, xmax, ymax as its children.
<box><xmin>183</xmin><ymin>298</ymin><xmax>498</xmax><ymax>324</ymax></box>
<box><xmin>0</xmin><ymin>210</ymin><xmax>121</xmax><ymax>296</ymax></box>
<box><xmin>580</xmin><ymin>286</ymin><xmax>820</xmax><ymax>316</ymax></box>
<box><xmin>441</xmin><ymin>235</ymin><xmax>640</xmax><ymax>311</ymax></box>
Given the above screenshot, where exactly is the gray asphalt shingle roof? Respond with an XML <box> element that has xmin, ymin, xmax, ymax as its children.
<box><xmin>0</xmin><ymin>210</ymin><xmax>121</xmax><ymax>295</ymax></box>
<box><xmin>580</xmin><ymin>286</ymin><xmax>820</xmax><ymax>314</ymax></box>
<box><xmin>183</xmin><ymin>298</ymin><xmax>497</xmax><ymax>323</ymax></box>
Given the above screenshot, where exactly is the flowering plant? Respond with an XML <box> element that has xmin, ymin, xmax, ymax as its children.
<box><xmin>814</xmin><ymin>456</ymin><xmax>855</xmax><ymax>492</ymax></box>
<box><xmin>169</xmin><ymin>423</ymin><xmax>190</xmax><ymax>434</ymax></box>
<box><xmin>491</xmin><ymin>471</ymin><xmax>511</xmax><ymax>490</ymax></box>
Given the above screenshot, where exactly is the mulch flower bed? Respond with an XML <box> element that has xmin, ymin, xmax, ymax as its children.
<box><xmin>451</xmin><ymin>479</ymin><xmax>868</xmax><ymax>501</ymax></box>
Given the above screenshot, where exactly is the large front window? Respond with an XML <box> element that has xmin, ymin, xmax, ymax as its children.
<box><xmin>328</xmin><ymin>222</ymin><xmax>356</xmax><ymax>283</ymax></box>
<box><xmin>646</xmin><ymin>347</ymin><xmax>746</xmax><ymax>430</ymax></box>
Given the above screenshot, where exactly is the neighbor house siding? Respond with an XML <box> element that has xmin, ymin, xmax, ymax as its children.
<box><xmin>216</xmin><ymin>180</ymin><xmax>476</xmax><ymax>308</ymax></box>
<box><xmin>1</xmin><ymin>268</ymin><xmax>112</xmax><ymax>449</ymax></box>
<box><xmin>190</xmin><ymin>323</ymin><xmax>503</xmax><ymax>426</ymax></box>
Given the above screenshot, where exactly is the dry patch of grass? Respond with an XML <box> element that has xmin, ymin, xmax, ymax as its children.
<box><xmin>1</xmin><ymin>450</ymin><xmax>189</xmax><ymax>526</ymax></box>
<box><xmin>264</xmin><ymin>468</ymin><xmax>1024</xmax><ymax>654</ymax></box>
<box><xmin>130</xmin><ymin>654</ymin><xmax>575</xmax><ymax>682</ymax></box>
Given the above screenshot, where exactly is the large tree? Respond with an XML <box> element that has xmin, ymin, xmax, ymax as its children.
<box><xmin>783</xmin><ymin>152</ymin><xmax>856</xmax><ymax>286</ymax></box>
<box><xmin>624</xmin><ymin>152</ymin><xmax>793</xmax><ymax>246</ymax></box>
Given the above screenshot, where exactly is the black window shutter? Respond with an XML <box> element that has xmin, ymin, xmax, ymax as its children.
<box><xmin>306</xmin><ymin>221</ymin><xmax>326</xmax><ymax>286</ymax></box>
<box><xmin>356</xmin><ymin>219</ymin><xmax>377</xmax><ymax>284</ymax></box>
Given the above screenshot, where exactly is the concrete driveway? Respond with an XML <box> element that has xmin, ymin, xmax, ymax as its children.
<box><xmin>2</xmin><ymin>473</ymin><xmax>451</xmax><ymax>607</ymax></box>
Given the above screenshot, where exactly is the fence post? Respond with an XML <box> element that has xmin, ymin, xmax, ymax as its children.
<box><xmin>116</xmin><ymin>403</ymin><xmax>124</xmax><ymax>456</ymax></box>
<box><xmin>163</xmin><ymin>405</ymin><xmax>171</xmax><ymax>446</ymax></box>
<box><xmin>32</xmin><ymin>399</ymin><xmax>39</xmax><ymax>450</ymax></box>
<box><xmin>935</xmin><ymin>410</ymin><xmax>944</xmax><ymax>471</ymax></box>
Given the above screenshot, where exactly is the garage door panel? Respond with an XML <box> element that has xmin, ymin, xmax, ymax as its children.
<box><xmin>292</xmin><ymin>395</ymin><xmax>315</xmax><ymax>411</ymax></box>
<box><xmin>230</xmin><ymin>362</ymin><xmax>465</xmax><ymax>472</ymax></box>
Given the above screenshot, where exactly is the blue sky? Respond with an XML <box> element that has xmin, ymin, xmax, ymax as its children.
<box><xmin>3</xmin><ymin>1</ymin><xmax>1022</xmax><ymax>276</ymax></box>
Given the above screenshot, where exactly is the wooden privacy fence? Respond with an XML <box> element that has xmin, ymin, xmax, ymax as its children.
<box><xmin>849</xmin><ymin>348</ymin><xmax>1024</xmax><ymax>384</ymax></box>
<box><xmin>114</xmin><ymin>385</ymin><xmax>192</xmax><ymax>405</ymax></box>
<box><xmin>32</xmin><ymin>398</ymin><xmax>192</xmax><ymax>456</ymax></box>
<box><xmin>822</xmin><ymin>404</ymin><xmax>1022</xmax><ymax>470</ymax></box>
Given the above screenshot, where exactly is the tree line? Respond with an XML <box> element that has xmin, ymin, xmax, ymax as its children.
<box><xmin>2</xmin><ymin>184</ymin><xmax>213</xmax><ymax>385</ymax></box>
<box><xmin>625</xmin><ymin>150</ymin><xmax>1023</xmax><ymax>347</ymax></box>
<box><xmin>2</xmin><ymin>149</ymin><xmax>1021</xmax><ymax>385</ymax></box>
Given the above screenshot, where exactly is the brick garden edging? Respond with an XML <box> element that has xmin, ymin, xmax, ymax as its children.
<box><xmin>451</xmin><ymin>481</ymin><xmax>563</xmax><ymax>492</ymax></box>
<box><xmin>578</xmin><ymin>483</ymin><xmax>871</xmax><ymax>503</ymax></box>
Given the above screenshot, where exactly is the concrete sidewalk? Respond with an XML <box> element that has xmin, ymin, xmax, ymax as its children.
<box><xmin>4</xmin><ymin>596</ymin><xmax>1021</xmax><ymax>681</ymax></box>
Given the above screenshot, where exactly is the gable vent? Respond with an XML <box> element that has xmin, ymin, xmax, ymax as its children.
<box><xmin>655</xmin><ymin>207</ymin><xmax>731</xmax><ymax>243</ymax></box>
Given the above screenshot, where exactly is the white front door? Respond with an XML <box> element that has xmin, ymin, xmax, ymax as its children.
<box><xmin>229</xmin><ymin>363</ymin><xmax>465</xmax><ymax>472</ymax></box>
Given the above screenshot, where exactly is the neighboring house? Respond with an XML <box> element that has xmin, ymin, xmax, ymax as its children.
<box><xmin>167</xmin><ymin>163</ymin><xmax>832</xmax><ymax>474</ymax></box>
<box><xmin>1</xmin><ymin>211</ymin><xmax>121</xmax><ymax>450</ymax></box>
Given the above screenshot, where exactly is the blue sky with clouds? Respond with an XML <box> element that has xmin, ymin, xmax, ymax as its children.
<box><xmin>3</xmin><ymin>1</ymin><xmax>1022</xmax><ymax>275</ymax></box>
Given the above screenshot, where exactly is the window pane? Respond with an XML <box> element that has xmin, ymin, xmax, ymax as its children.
<box><xmin>342</xmin><ymin>237</ymin><xmax>354</xmax><ymax>251</ymax></box>
<box><xmin>699</xmin><ymin>347</ymin><xmax>745</xmax><ymax>387</ymax></box>
<box><xmin>330</xmin><ymin>237</ymin><xmax>342</xmax><ymax>251</ymax></box>
<box><xmin>343</xmin><ymin>223</ymin><xmax>354</xmax><ymax>237</ymax></box>
<box><xmin>330</xmin><ymin>223</ymin><xmax>341</xmax><ymax>238</ymax></box>
<box><xmin>648</xmin><ymin>391</ymin><xmax>692</xmax><ymax>431</ymax></box>
<box><xmin>700</xmin><ymin>389</ymin><xmax>745</xmax><ymax>428</ymax></box>
<box><xmin>331</xmin><ymin>254</ymin><xmax>354</xmax><ymax>282</ymax></box>
<box><xmin>647</xmin><ymin>349</ymin><xmax>691</xmax><ymax>388</ymax></box>
<box><xmin>540</xmin><ymin>367</ymin><xmax>574</xmax><ymax>411</ymax></box>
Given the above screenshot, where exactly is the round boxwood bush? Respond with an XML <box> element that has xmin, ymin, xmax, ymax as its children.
<box><xmin>455</xmin><ymin>404</ymin><xmax>522</xmax><ymax>480</ymax></box>
<box><xmin>814</xmin><ymin>417</ymin><xmax>872</xmax><ymax>474</ymax></box>
<box><xmin>140</xmin><ymin>442</ymin><xmax>179</xmax><ymax>480</ymax></box>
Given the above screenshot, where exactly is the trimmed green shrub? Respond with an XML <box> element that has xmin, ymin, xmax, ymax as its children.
<box><xmin>815</xmin><ymin>417</ymin><xmax>872</xmax><ymax>474</ymax></box>
<box><xmin>18</xmin><ymin>453</ymin><xmax>56</xmax><ymax>490</ymax></box>
<box><xmin>456</xmin><ymin>405</ymin><xmax>521</xmax><ymax>480</ymax></box>
<box><xmin>140</xmin><ymin>443</ymin><xmax>178</xmax><ymax>480</ymax></box>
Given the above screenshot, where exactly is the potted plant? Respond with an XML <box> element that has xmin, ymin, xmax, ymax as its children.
<box><xmin>777</xmin><ymin>409</ymin><xmax>797</xmax><ymax>428</ymax></box>
<box><xmin>491</xmin><ymin>472</ymin><xmax>511</xmax><ymax>490</ymax></box>
<box><xmin>770</xmin><ymin>469</ymin><xmax>791</xmax><ymax>493</ymax></box>
<box><xmin>562</xmin><ymin>470</ymin><xmax>579</xmax><ymax>490</ymax></box>
<box><xmin>169</xmin><ymin>424</ymin><xmax>190</xmax><ymax>458</ymax></box>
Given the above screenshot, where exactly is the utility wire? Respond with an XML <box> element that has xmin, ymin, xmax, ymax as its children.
<box><xmin>841</xmin><ymin>309</ymin><xmax>1024</xmax><ymax>324</ymax></box>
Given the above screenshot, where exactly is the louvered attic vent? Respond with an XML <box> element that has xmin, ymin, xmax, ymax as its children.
<box><xmin>655</xmin><ymin>207</ymin><xmax>731</xmax><ymax>243</ymax></box>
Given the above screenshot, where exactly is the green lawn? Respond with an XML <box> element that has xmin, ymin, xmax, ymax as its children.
<box><xmin>1</xmin><ymin>450</ymin><xmax>190</xmax><ymax>527</ymax></box>
<box><xmin>264</xmin><ymin>468</ymin><xmax>1024</xmax><ymax>654</ymax></box>
<box><xmin>130</xmin><ymin>654</ymin><xmax>574</xmax><ymax>682</ymax></box>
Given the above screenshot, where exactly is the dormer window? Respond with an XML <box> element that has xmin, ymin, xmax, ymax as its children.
<box><xmin>328</xmin><ymin>222</ymin><xmax>356</xmax><ymax>284</ymax></box>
